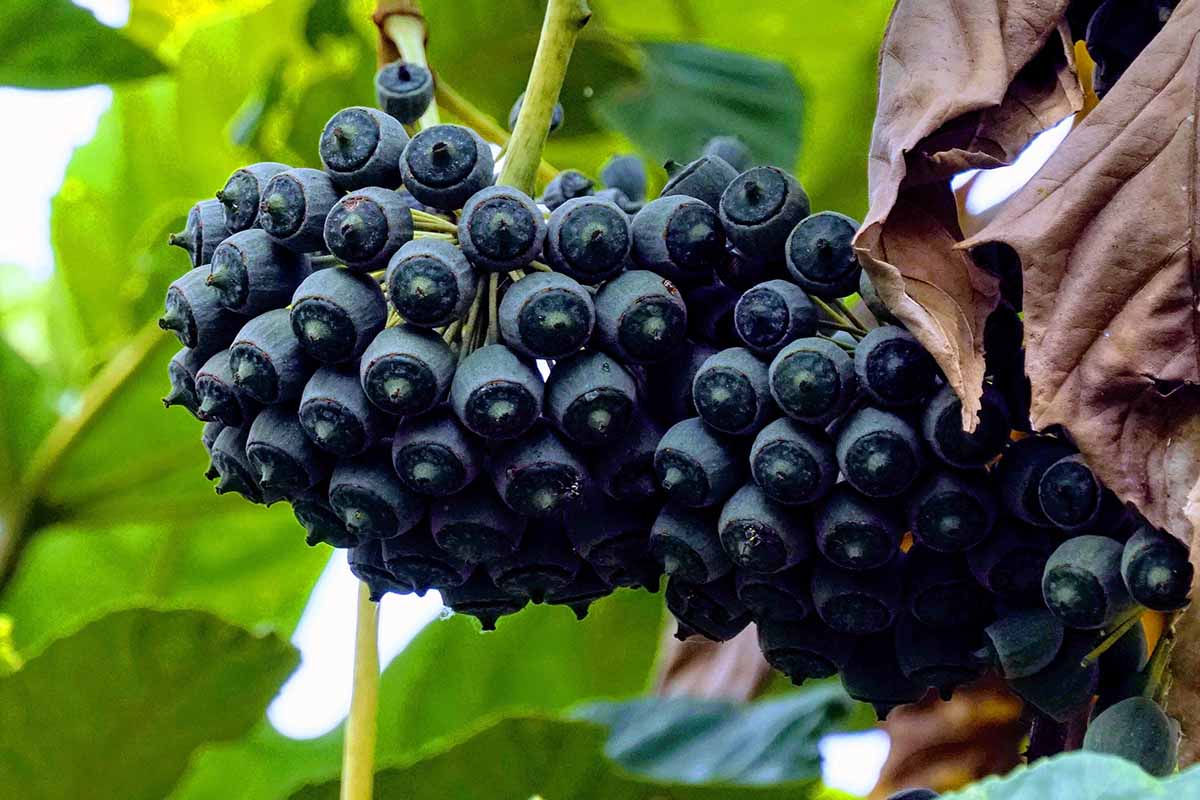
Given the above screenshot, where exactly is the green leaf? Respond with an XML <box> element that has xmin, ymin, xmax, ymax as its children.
<box><xmin>939</xmin><ymin>752</ymin><xmax>1200</xmax><ymax>799</ymax></box>
<box><xmin>303</xmin><ymin>0</ymin><xmax>356</xmax><ymax>48</ymax></box>
<box><xmin>594</xmin><ymin>42</ymin><xmax>803</xmax><ymax>171</ymax></box>
<box><xmin>0</xmin><ymin>0</ymin><xmax>167</xmax><ymax>89</ymax></box>
<box><xmin>0</xmin><ymin>337</ymin><xmax>57</xmax><ymax>504</ymax></box>
<box><xmin>0</xmin><ymin>506</ymin><xmax>328</xmax><ymax>654</ymax></box>
<box><xmin>572</xmin><ymin>683</ymin><xmax>861</xmax><ymax>785</ymax></box>
<box><xmin>0</xmin><ymin>608</ymin><xmax>298</xmax><ymax>800</ymax></box>
<box><xmin>172</xmin><ymin>589</ymin><xmax>666</xmax><ymax>800</ymax></box>
<box><xmin>289</xmin><ymin>715</ymin><xmax>830</xmax><ymax>800</ymax></box>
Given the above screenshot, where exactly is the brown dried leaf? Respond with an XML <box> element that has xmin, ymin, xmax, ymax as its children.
<box><xmin>853</xmin><ymin>0</ymin><xmax>1082</xmax><ymax>427</ymax></box>
<box><xmin>653</xmin><ymin>622</ymin><xmax>772</xmax><ymax>700</ymax></box>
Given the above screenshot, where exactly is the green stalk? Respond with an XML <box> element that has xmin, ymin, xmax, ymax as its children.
<box><xmin>486</xmin><ymin>273</ymin><xmax>500</xmax><ymax>346</ymax></box>
<box><xmin>340</xmin><ymin>582</ymin><xmax>380</xmax><ymax>800</ymax></box>
<box><xmin>497</xmin><ymin>0</ymin><xmax>591</xmax><ymax>194</ymax></box>
<box><xmin>1080</xmin><ymin>610</ymin><xmax>1144</xmax><ymax>666</ymax></box>
<box><xmin>435</xmin><ymin>81</ymin><xmax>559</xmax><ymax>187</ymax></box>
<box><xmin>383</xmin><ymin>13</ymin><xmax>441</xmax><ymax>130</ymax></box>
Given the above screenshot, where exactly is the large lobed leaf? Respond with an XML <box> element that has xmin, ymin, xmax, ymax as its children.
<box><xmin>0</xmin><ymin>608</ymin><xmax>298</xmax><ymax>800</ymax></box>
<box><xmin>938</xmin><ymin>751</ymin><xmax>1200</xmax><ymax>799</ymax></box>
<box><xmin>287</xmin><ymin>715</ymin><xmax>831</xmax><ymax>800</ymax></box>
<box><xmin>851</xmin><ymin>0</ymin><xmax>1082</xmax><ymax>427</ymax></box>
<box><xmin>0</xmin><ymin>0</ymin><xmax>166</xmax><ymax>89</ymax></box>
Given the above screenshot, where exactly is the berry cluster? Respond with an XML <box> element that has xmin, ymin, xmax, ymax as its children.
<box><xmin>160</xmin><ymin>56</ymin><xmax>1190</xmax><ymax>757</ymax></box>
<box><xmin>1072</xmin><ymin>0</ymin><xmax>1180</xmax><ymax>97</ymax></box>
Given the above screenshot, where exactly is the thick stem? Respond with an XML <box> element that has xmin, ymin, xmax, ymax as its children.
<box><xmin>341</xmin><ymin>581</ymin><xmax>380</xmax><ymax>800</ymax></box>
<box><xmin>382</xmin><ymin>12</ymin><xmax>441</xmax><ymax>130</ymax></box>
<box><xmin>497</xmin><ymin>0</ymin><xmax>591</xmax><ymax>194</ymax></box>
<box><xmin>435</xmin><ymin>82</ymin><xmax>559</xmax><ymax>187</ymax></box>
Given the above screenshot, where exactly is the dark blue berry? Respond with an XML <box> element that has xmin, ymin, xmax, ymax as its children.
<box><xmin>291</xmin><ymin>268</ymin><xmax>388</xmax><ymax>364</ymax></box>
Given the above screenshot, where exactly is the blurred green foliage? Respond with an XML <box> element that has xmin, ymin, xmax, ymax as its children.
<box><xmin>0</xmin><ymin>1</ymin><xmax>895</xmax><ymax>798</ymax></box>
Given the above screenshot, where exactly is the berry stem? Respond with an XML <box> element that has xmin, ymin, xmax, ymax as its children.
<box><xmin>833</xmin><ymin>297</ymin><xmax>872</xmax><ymax>331</ymax></box>
<box><xmin>383</xmin><ymin>12</ymin><xmax>441</xmax><ymax>130</ymax></box>
<box><xmin>458</xmin><ymin>276</ymin><xmax>488</xmax><ymax>363</ymax></box>
<box><xmin>817</xmin><ymin>320</ymin><xmax>863</xmax><ymax>337</ymax></box>
<box><xmin>340</xmin><ymin>581</ymin><xmax>380</xmax><ymax>800</ymax></box>
<box><xmin>486</xmin><ymin>272</ymin><xmax>500</xmax><ymax>346</ymax></box>
<box><xmin>434</xmin><ymin>81</ymin><xmax>559</xmax><ymax>186</ymax></box>
<box><xmin>811</xmin><ymin>296</ymin><xmax>866</xmax><ymax>334</ymax></box>
<box><xmin>1146</xmin><ymin>610</ymin><xmax>1180</xmax><ymax>705</ymax></box>
<box><xmin>497</xmin><ymin>0</ymin><xmax>591</xmax><ymax>194</ymax></box>
<box><xmin>309</xmin><ymin>254</ymin><xmax>342</xmax><ymax>268</ymax></box>
<box><xmin>1080</xmin><ymin>609</ymin><xmax>1144</xmax><ymax>666</ymax></box>
<box><xmin>527</xmin><ymin>260</ymin><xmax>553</xmax><ymax>273</ymax></box>
<box><xmin>0</xmin><ymin>319</ymin><xmax>165</xmax><ymax>591</ymax></box>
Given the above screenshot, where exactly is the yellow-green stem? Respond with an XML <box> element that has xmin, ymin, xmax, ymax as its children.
<box><xmin>435</xmin><ymin>82</ymin><xmax>559</xmax><ymax>187</ymax></box>
<box><xmin>486</xmin><ymin>273</ymin><xmax>500</xmax><ymax>346</ymax></box>
<box><xmin>383</xmin><ymin>14</ymin><xmax>441</xmax><ymax>130</ymax></box>
<box><xmin>497</xmin><ymin>0</ymin><xmax>591</xmax><ymax>194</ymax></box>
<box><xmin>340</xmin><ymin>582</ymin><xmax>380</xmax><ymax>800</ymax></box>
<box><xmin>1081</xmin><ymin>610</ymin><xmax>1144</xmax><ymax>666</ymax></box>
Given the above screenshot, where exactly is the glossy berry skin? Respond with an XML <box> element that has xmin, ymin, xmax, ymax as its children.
<box><xmin>328</xmin><ymin>448</ymin><xmax>425</xmax><ymax>541</ymax></box>
<box><xmin>666</xmin><ymin>574</ymin><xmax>751</xmax><ymax>642</ymax></box>
<box><xmin>835</xmin><ymin>407</ymin><xmax>924</xmax><ymax>499</ymax></box>
<box><xmin>159</xmin><ymin>267</ymin><xmax>249</xmax><ymax>359</ymax></box>
<box><xmin>319</xmin><ymin>106</ymin><xmax>408</xmax><ymax>190</ymax></box>
<box><xmin>258</xmin><ymin>168</ymin><xmax>340</xmax><ymax>252</ymax></box>
<box><xmin>195</xmin><ymin>349</ymin><xmax>261</xmax><ymax>428</ymax></box>
<box><xmin>545</xmin><ymin>351</ymin><xmax>637</xmax><ymax>447</ymax></box>
<box><xmin>450</xmin><ymin>344</ymin><xmax>543</xmax><ymax>441</ymax></box>
<box><xmin>291</xmin><ymin>268</ymin><xmax>387</xmax><ymax>365</ymax></box>
<box><xmin>246</xmin><ymin>406</ymin><xmax>330</xmax><ymax>499</ymax></box>
<box><xmin>642</xmin><ymin>340</ymin><xmax>717</xmax><ymax>424</ymax></box>
<box><xmin>497</xmin><ymin>271</ymin><xmax>594</xmax><ymax>360</ymax></box>
<box><xmin>979</xmin><ymin>608</ymin><xmax>1065</xmax><ymax>680</ymax></box>
<box><xmin>841</xmin><ymin>632</ymin><xmax>925</xmax><ymax>720</ymax></box>
<box><xmin>904</xmin><ymin>547</ymin><xmax>990</xmax><ymax>629</ymax></box>
<box><xmin>391</xmin><ymin>410</ymin><xmax>481</xmax><ymax>497</ymax></box>
<box><xmin>545</xmin><ymin>196</ymin><xmax>632</xmax><ymax>285</ymax></box>
<box><xmin>701</xmin><ymin>137</ymin><xmax>751</xmax><ymax>172</ymax></box>
<box><xmin>654</xmin><ymin>417</ymin><xmax>741</xmax><ymax>508</ymax></box>
<box><xmin>292</xmin><ymin>482</ymin><xmax>358</xmax><ymax>548</ymax></box>
<box><xmin>1043</xmin><ymin>535</ymin><xmax>1136</xmax><ymax>629</ymax></box>
<box><xmin>163</xmin><ymin>347</ymin><xmax>209</xmax><ymax>417</ymax></box>
<box><xmin>659</xmin><ymin>154</ymin><xmax>738</xmax><ymax>211</ymax></box>
<box><xmin>324</xmin><ymin>187</ymin><xmax>414</xmax><ymax>272</ymax></box>
<box><xmin>591</xmin><ymin>409</ymin><xmax>665</xmax><ymax>502</ymax></box>
<box><xmin>1121</xmin><ymin>524</ymin><xmax>1193</xmax><ymax>611</ymax></box>
<box><xmin>488</xmin><ymin>520</ymin><xmax>582</xmax><ymax>603</ymax></box>
<box><xmin>508</xmin><ymin>91</ymin><xmax>564</xmax><ymax>133</ymax></box>
<box><xmin>854</xmin><ymin>326</ymin><xmax>938</xmax><ymax>407</ymax></box>
<box><xmin>358</xmin><ymin>325</ymin><xmax>454</xmax><ymax>416</ymax></box>
<box><xmin>718</xmin><ymin>482</ymin><xmax>811</xmax><ymax>573</ymax></box>
<box><xmin>996</xmin><ymin>435</ymin><xmax>1075</xmax><ymax>527</ymax></box>
<box><xmin>442</xmin><ymin>569</ymin><xmax>529</xmax><ymax>631</ymax></box>
<box><xmin>734</xmin><ymin>279</ymin><xmax>817</xmax><ymax>356</ymax></box>
<box><xmin>651</xmin><ymin>503</ymin><xmax>730</xmax><ymax>584</ymax></box>
<box><xmin>205</xmin><ymin>229</ymin><xmax>309</xmax><ymax>317</ymax></box>
<box><xmin>218</xmin><ymin>162</ymin><xmax>289</xmax><ymax>233</ymax></box>
<box><xmin>768</xmin><ymin>337</ymin><xmax>856</xmax><ymax>425</ymax></box>
<box><xmin>210</xmin><ymin>424</ymin><xmax>267</xmax><ymax>504</ymax></box>
<box><xmin>810</xmin><ymin>559</ymin><xmax>902</xmax><ymax>635</ymax></box>
<box><xmin>719</xmin><ymin>166</ymin><xmax>810</xmax><ymax>258</ymax></box>
<box><xmin>429</xmin><ymin>481</ymin><xmax>526</xmax><ymax>563</ymax></box>
<box><xmin>348</xmin><ymin>540</ymin><xmax>399</xmax><ymax>601</ymax></box>
<box><xmin>784</xmin><ymin>211</ymin><xmax>861</xmax><ymax>299</ymax></box>
<box><xmin>757</xmin><ymin>616</ymin><xmax>854</xmax><ymax>684</ymax></box>
<box><xmin>749</xmin><ymin>417</ymin><xmax>837</xmax><ymax>506</ymax></box>
<box><xmin>600</xmin><ymin>154</ymin><xmax>647</xmax><ymax>203</ymax></box>
<box><xmin>966</xmin><ymin>520</ymin><xmax>1056</xmax><ymax>605</ymax></box>
<box><xmin>458</xmin><ymin>186</ymin><xmax>546</xmax><ymax>272</ymax></box>
<box><xmin>631</xmin><ymin>196</ymin><xmax>727</xmax><ymax>286</ymax></box>
<box><xmin>489</xmin><ymin>425</ymin><xmax>588</xmax><ymax>517</ymax></box>
<box><xmin>735</xmin><ymin>566</ymin><xmax>810</xmax><ymax>622</ymax></box>
<box><xmin>922</xmin><ymin>383</ymin><xmax>1011</xmax><ymax>469</ymax></box>
<box><xmin>1010</xmin><ymin>632</ymin><xmax>1099</xmax><ymax>722</ymax></box>
<box><xmin>594</xmin><ymin>270</ymin><xmax>688</xmax><ymax>364</ymax></box>
<box><xmin>399</xmin><ymin>124</ymin><xmax>495</xmax><ymax>211</ymax></box>
<box><xmin>1037</xmin><ymin>454</ymin><xmax>1102</xmax><ymax>531</ymax></box>
<box><xmin>169</xmin><ymin>199</ymin><xmax>230</xmax><ymax>267</ymax></box>
<box><xmin>228</xmin><ymin>308</ymin><xmax>314</xmax><ymax>404</ymax></box>
<box><xmin>689</xmin><ymin>347</ymin><xmax>771</xmax><ymax>436</ymax></box>
<box><xmin>385</xmin><ymin>239</ymin><xmax>477</xmax><ymax>329</ymax></box>
<box><xmin>1084</xmin><ymin>697</ymin><xmax>1180</xmax><ymax>777</ymax></box>
<box><xmin>815</xmin><ymin>484</ymin><xmax>903</xmax><ymax>571</ymax></box>
<box><xmin>894</xmin><ymin>615</ymin><xmax>981</xmax><ymax>699</ymax></box>
<box><xmin>382</xmin><ymin>523</ymin><xmax>472</xmax><ymax>595</ymax></box>
<box><xmin>541</xmin><ymin>169</ymin><xmax>594</xmax><ymax>211</ymax></box>
<box><xmin>299</xmin><ymin>366</ymin><xmax>387</xmax><ymax>458</ymax></box>
<box><xmin>375</xmin><ymin>60</ymin><xmax>434</xmax><ymax>124</ymax></box>
<box><xmin>907</xmin><ymin>470</ymin><xmax>998</xmax><ymax>552</ymax></box>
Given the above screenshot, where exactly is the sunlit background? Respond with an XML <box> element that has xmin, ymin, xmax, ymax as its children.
<box><xmin>2</xmin><ymin>2</ymin><xmax>1073</xmax><ymax>794</ymax></box>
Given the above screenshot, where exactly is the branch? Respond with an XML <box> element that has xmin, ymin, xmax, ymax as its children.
<box><xmin>340</xmin><ymin>581</ymin><xmax>381</xmax><ymax>800</ymax></box>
